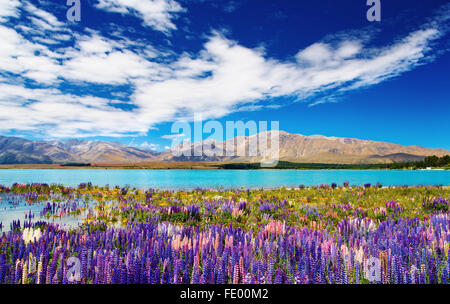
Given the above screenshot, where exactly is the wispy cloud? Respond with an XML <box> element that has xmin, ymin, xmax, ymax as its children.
<box><xmin>135</xmin><ymin>141</ymin><xmax>160</xmax><ymax>151</ymax></box>
<box><xmin>0</xmin><ymin>0</ymin><xmax>20</xmax><ymax>22</ymax></box>
<box><xmin>223</xmin><ymin>1</ymin><xmax>240</xmax><ymax>13</ymax></box>
<box><xmin>161</xmin><ymin>133</ymin><xmax>186</xmax><ymax>139</ymax></box>
<box><xmin>94</xmin><ymin>0</ymin><xmax>186</xmax><ymax>34</ymax></box>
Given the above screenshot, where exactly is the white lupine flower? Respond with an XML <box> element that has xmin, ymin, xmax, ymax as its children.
<box><xmin>22</xmin><ymin>228</ymin><xmax>42</xmax><ymax>244</ymax></box>
<box><xmin>354</xmin><ymin>247</ymin><xmax>364</xmax><ymax>264</ymax></box>
<box><xmin>157</xmin><ymin>222</ymin><xmax>181</xmax><ymax>237</ymax></box>
<box><xmin>368</xmin><ymin>220</ymin><xmax>377</xmax><ymax>231</ymax></box>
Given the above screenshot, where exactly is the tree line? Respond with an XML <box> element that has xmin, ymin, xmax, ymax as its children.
<box><xmin>219</xmin><ymin>155</ymin><xmax>450</xmax><ymax>170</ymax></box>
<box><xmin>389</xmin><ymin>155</ymin><xmax>450</xmax><ymax>169</ymax></box>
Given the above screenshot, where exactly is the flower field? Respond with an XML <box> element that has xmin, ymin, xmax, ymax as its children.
<box><xmin>0</xmin><ymin>183</ymin><xmax>449</xmax><ymax>284</ymax></box>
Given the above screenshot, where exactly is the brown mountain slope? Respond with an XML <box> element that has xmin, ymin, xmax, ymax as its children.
<box><xmin>48</xmin><ymin>140</ymin><xmax>159</xmax><ymax>163</ymax></box>
<box><xmin>1</xmin><ymin>132</ymin><xmax>448</xmax><ymax>164</ymax></box>
<box><xmin>0</xmin><ymin>136</ymin><xmax>158</xmax><ymax>164</ymax></box>
<box><xmin>160</xmin><ymin>131</ymin><xmax>449</xmax><ymax>164</ymax></box>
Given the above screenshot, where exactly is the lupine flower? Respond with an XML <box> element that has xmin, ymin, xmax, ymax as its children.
<box><xmin>0</xmin><ymin>183</ymin><xmax>449</xmax><ymax>284</ymax></box>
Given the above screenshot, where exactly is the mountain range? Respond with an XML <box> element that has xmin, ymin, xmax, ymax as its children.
<box><xmin>0</xmin><ymin>136</ymin><xmax>158</xmax><ymax>164</ymax></box>
<box><xmin>0</xmin><ymin>132</ymin><xmax>448</xmax><ymax>165</ymax></box>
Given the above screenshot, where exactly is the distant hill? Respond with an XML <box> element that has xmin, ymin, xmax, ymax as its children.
<box><xmin>160</xmin><ymin>131</ymin><xmax>450</xmax><ymax>164</ymax></box>
<box><xmin>0</xmin><ymin>132</ymin><xmax>448</xmax><ymax>165</ymax></box>
<box><xmin>0</xmin><ymin>136</ymin><xmax>158</xmax><ymax>164</ymax></box>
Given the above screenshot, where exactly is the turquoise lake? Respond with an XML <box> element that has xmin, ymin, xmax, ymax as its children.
<box><xmin>0</xmin><ymin>169</ymin><xmax>449</xmax><ymax>189</ymax></box>
<box><xmin>0</xmin><ymin>169</ymin><xmax>448</xmax><ymax>231</ymax></box>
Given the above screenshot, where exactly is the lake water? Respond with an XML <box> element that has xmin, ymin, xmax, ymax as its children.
<box><xmin>0</xmin><ymin>193</ymin><xmax>90</xmax><ymax>232</ymax></box>
<box><xmin>0</xmin><ymin>169</ymin><xmax>449</xmax><ymax>189</ymax></box>
<box><xmin>0</xmin><ymin>169</ymin><xmax>448</xmax><ymax>232</ymax></box>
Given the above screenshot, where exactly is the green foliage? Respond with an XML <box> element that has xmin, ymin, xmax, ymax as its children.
<box><xmin>60</xmin><ymin>163</ymin><xmax>91</xmax><ymax>167</ymax></box>
<box><xmin>219</xmin><ymin>161</ymin><xmax>392</xmax><ymax>170</ymax></box>
<box><xmin>219</xmin><ymin>155</ymin><xmax>450</xmax><ymax>170</ymax></box>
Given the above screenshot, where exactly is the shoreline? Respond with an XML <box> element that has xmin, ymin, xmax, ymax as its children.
<box><xmin>0</xmin><ymin>164</ymin><xmax>448</xmax><ymax>170</ymax></box>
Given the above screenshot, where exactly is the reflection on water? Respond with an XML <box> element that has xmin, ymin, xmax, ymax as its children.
<box><xmin>0</xmin><ymin>193</ymin><xmax>90</xmax><ymax>232</ymax></box>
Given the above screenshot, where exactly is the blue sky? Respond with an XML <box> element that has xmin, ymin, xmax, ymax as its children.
<box><xmin>0</xmin><ymin>0</ymin><xmax>449</xmax><ymax>150</ymax></box>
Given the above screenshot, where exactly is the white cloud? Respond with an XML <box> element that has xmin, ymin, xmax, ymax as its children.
<box><xmin>137</xmin><ymin>141</ymin><xmax>160</xmax><ymax>150</ymax></box>
<box><xmin>161</xmin><ymin>133</ymin><xmax>186</xmax><ymax>139</ymax></box>
<box><xmin>94</xmin><ymin>0</ymin><xmax>185</xmax><ymax>34</ymax></box>
<box><xmin>133</xmin><ymin>27</ymin><xmax>442</xmax><ymax>124</ymax></box>
<box><xmin>336</xmin><ymin>41</ymin><xmax>362</xmax><ymax>59</ymax></box>
<box><xmin>77</xmin><ymin>35</ymin><xmax>115</xmax><ymax>54</ymax></box>
<box><xmin>296</xmin><ymin>43</ymin><xmax>333</xmax><ymax>65</ymax></box>
<box><xmin>0</xmin><ymin>0</ymin><xmax>21</xmax><ymax>21</ymax></box>
<box><xmin>0</xmin><ymin>26</ymin><xmax>63</xmax><ymax>84</ymax></box>
<box><xmin>0</xmin><ymin>1</ymin><xmax>448</xmax><ymax>139</ymax></box>
<box><xmin>0</xmin><ymin>83</ymin><xmax>144</xmax><ymax>138</ymax></box>
<box><xmin>24</xmin><ymin>2</ymin><xmax>65</xmax><ymax>28</ymax></box>
<box><xmin>63</xmin><ymin>48</ymin><xmax>154</xmax><ymax>84</ymax></box>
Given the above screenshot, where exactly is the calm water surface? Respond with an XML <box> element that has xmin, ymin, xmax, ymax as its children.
<box><xmin>0</xmin><ymin>193</ymin><xmax>89</xmax><ymax>232</ymax></box>
<box><xmin>0</xmin><ymin>169</ymin><xmax>448</xmax><ymax>189</ymax></box>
